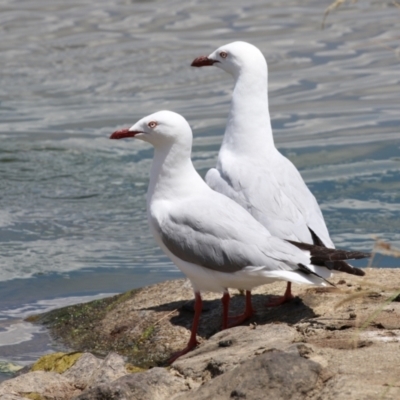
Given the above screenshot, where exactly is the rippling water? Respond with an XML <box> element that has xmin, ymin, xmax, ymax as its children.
<box><xmin>0</xmin><ymin>0</ymin><xmax>399</xmax><ymax>373</ymax></box>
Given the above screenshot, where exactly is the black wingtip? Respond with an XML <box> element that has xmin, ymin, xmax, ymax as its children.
<box><xmin>288</xmin><ymin>241</ymin><xmax>370</xmax><ymax>269</ymax></box>
<box><xmin>289</xmin><ymin>241</ymin><xmax>369</xmax><ymax>277</ymax></box>
<box><xmin>327</xmin><ymin>260</ymin><xmax>366</xmax><ymax>276</ymax></box>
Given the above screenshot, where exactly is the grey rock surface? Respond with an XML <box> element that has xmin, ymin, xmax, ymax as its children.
<box><xmin>172</xmin><ymin>324</ymin><xmax>298</xmax><ymax>381</ymax></box>
<box><xmin>62</xmin><ymin>352</ymin><xmax>103</xmax><ymax>390</ymax></box>
<box><xmin>87</xmin><ymin>351</ymin><xmax>128</xmax><ymax>387</ymax></box>
<box><xmin>0</xmin><ymin>370</ymin><xmax>79</xmax><ymax>399</ymax></box>
<box><xmin>0</xmin><ymin>395</ymin><xmax>27</xmax><ymax>400</ymax></box>
<box><xmin>0</xmin><ymin>352</ymin><xmax>131</xmax><ymax>400</ymax></box>
<box><xmin>175</xmin><ymin>351</ymin><xmax>321</xmax><ymax>400</ymax></box>
<box><xmin>74</xmin><ymin>367</ymin><xmax>188</xmax><ymax>400</ymax></box>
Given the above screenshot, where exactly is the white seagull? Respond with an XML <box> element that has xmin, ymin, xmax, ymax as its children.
<box><xmin>110</xmin><ymin>110</ymin><xmax>369</xmax><ymax>362</ymax></box>
<box><xmin>191</xmin><ymin>41</ymin><xmax>365</xmax><ymax>305</ymax></box>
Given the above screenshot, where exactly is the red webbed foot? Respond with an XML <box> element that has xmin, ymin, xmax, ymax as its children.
<box><xmin>167</xmin><ymin>338</ymin><xmax>200</xmax><ymax>364</ymax></box>
<box><xmin>265</xmin><ymin>282</ymin><xmax>294</xmax><ymax>307</ymax></box>
<box><xmin>222</xmin><ymin>290</ymin><xmax>254</xmax><ymax>329</ymax></box>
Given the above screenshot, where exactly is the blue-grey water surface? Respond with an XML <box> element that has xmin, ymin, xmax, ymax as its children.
<box><xmin>0</xmin><ymin>0</ymin><xmax>399</xmax><ymax>378</ymax></box>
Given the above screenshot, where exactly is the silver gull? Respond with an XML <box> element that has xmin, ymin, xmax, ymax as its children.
<box><xmin>191</xmin><ymin>41</ymin><xmax>364</xmax><ymax>305</ymax></box>
<box><xmin>110</xmin><ymin>110</ymin><xmax>369</xmax><ymax>361</ymax></box>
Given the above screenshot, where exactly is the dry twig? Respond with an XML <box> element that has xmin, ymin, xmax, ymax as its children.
<box><xmin>367</xmin><ymin>239</ymin><xmax>400</xmax><ymax>268</ymax></box>
<box><xmin>322</xmin><ymin>0</ymin><xmax>353</xmax><ymax>29</ymax></box>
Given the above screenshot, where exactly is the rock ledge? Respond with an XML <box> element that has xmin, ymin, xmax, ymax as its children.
<box><xmin>1</xmin><ymin>268</ymin><xmax>400</xmax><ymax>399</ymax></box>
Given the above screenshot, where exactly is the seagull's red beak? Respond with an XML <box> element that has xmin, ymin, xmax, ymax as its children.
<box><xmin>110</xmin><ymin>129</ymin><xmax>142</xmax><ymax>139</ymax></box>
<box><xmin>191</xmin><ymin>56</ymin><xmax>218</xmax><ymax>67</ymax></box>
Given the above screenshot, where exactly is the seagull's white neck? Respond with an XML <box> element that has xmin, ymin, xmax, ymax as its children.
<box><xmin>147</xmin><ymin>141</ymin><xmax>204</xmax><ymax>204</ymax></box>
<box><xmin>221</xmin><ymin>63</ymin><xmax>274</xmax><ymax>156</ymax></box>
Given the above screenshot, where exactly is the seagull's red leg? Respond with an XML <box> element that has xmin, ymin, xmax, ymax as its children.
<box><xmin>167</xmin><ymin>291</ymin><xmax>202</xmax><ymax>364</ymax></box>
<box><xmin>265</xmin><ymin>282</ymin><xmax>294</xmax><ymax>307</ymax></box>
<box><xmin>221</xmin><ymin>290</ymin><xmax>230</xmax><ymax>330</ymax></box>
<box><xmin>221</xmin><ymin>290</ymin><xmax>254</xmax><ymax>329</ymax></box>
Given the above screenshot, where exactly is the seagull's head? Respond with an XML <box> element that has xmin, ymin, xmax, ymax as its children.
<box><xmin>110</xmin><ymin>110</ymin><xmax>193</xmax><ymax>149</ymax></box>
<box><xmin>191</xmin><ymin>41</ymin><xmax>267</xmax><ymax>78</ymax></box>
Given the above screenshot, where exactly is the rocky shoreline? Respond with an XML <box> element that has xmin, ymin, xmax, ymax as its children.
<box><xmin>1</xmin><ymin>268</ymin><xmax>400</xmax><ymax>399</ymax></box>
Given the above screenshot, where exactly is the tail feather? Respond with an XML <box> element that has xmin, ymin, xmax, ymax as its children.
<box><xmin>307</xmin><ymin>228</ymin><xmax>366</xmax><ymax>276</ymax></box>
<box><xmin>288</xmin><ymin>240</ymin><xmax>370</xmax><ymax>276</ymax></box>
<box><xmin>324</xmin><ymin>260</ymin><xmax>365</xmax><ymax>276</ymax></box>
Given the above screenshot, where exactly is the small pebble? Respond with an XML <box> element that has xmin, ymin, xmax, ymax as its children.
<box><xmin>218</xmin><ymin>340</ymin><xmax>233</xmax><ymax>348</ymax></box>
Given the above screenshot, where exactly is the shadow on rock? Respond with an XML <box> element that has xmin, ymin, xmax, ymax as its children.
<box><xmin>150</xmin><ymin>292</ymin><xmax>316</xmax><ymax>338</ymax></box>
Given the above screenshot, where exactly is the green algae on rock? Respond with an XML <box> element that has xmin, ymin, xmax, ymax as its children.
<box><xmin>125</xmin><ymin>363</ymin><xmax>147</xmax><ymax>374</ymax></box>
<box><xmin>29</xmin><ymin>280</ymin><xmax>234</xmax><ymax>368</ymax></box>
<box><xmin>21</xmin><ymin>393</ymin><xmax>45</xmax><ymax>400</ymax></box>
<box><xmin>31</xmin><ymin>352</ymin><xmax>83</xmax><ymax>374</ymax></box>
<box><xmin>29</xmin><ymin>287</ymin><xmax>168</xmax><ymax>367</ymax></box>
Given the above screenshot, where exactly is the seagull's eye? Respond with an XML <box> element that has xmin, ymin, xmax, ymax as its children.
<box><xmin>220</xmin><ymin>51</ymin><xmax>228</xmax><ymax>59</ymax></box>
<box><xmin>148</xmin><ymin>121</ymin><xmax>157</xmax><ymax>129</ymax></box>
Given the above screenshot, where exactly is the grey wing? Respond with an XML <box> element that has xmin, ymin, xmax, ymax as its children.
<box><xmin>207</xmin><ymin>165</ymin><xmax>313</xmax><ymax>243</ymax></box>
<box><xmin>153</xmin><ymin>196</ymin><xmax>309</xmax><ymax>274</ymax></box>
<box><xmin>277</xmin><ymin>154</ymin><xmax>334</xmax><ymax>248</ymax></box>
